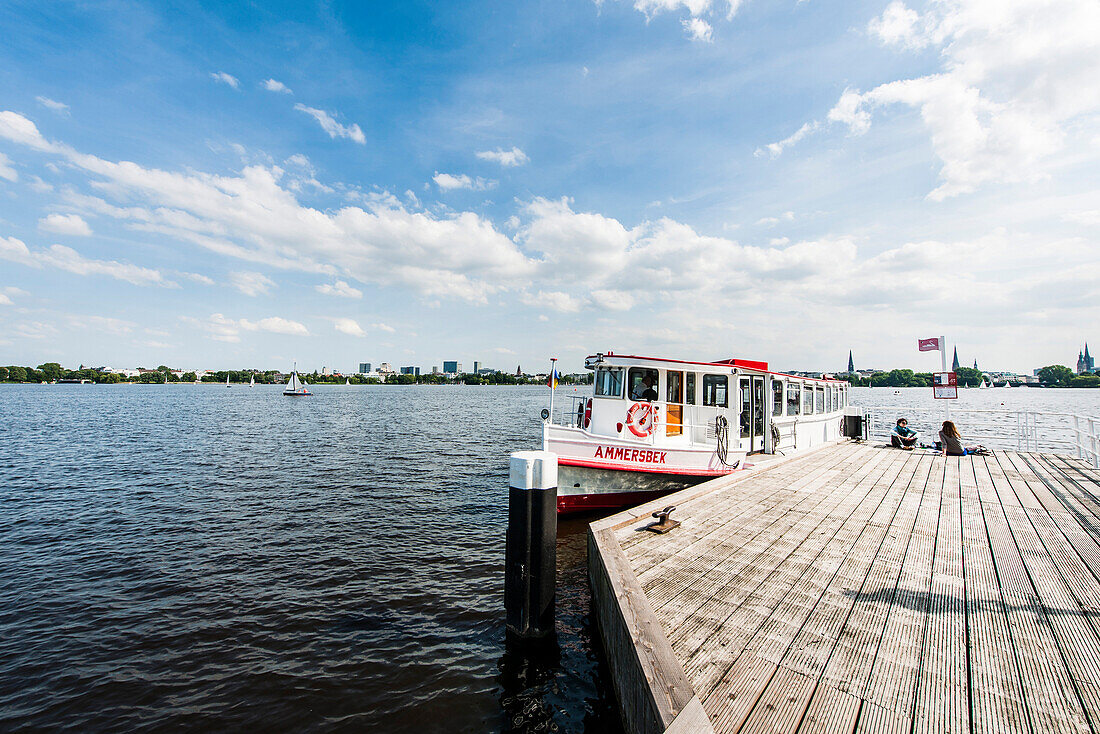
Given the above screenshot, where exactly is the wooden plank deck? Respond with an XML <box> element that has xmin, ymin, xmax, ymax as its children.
<box><xmin>588</xmin><ymin>442</ymin><xmax>1100</xmax><ymax>733</ymax></box>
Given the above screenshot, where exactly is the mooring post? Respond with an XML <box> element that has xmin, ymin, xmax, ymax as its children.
<box><xmin>505</xmin><ymin>450</ymin><xmax>558</xmax><ymax>639</ymax></box>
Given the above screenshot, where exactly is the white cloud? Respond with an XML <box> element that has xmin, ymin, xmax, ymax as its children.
<box><xmin>632</xmin><ymin>0</ymin><xmax>739</xmax><ymax>20</ymax></box>
<box><xmin>262</xmin><ymin>79</ymin><xmax>292</xmax><ymax>94</ymax></box>
<box><xmin>370</xmin><ymin>322</ymin><xmax>396</xmax><ymax>333</ymax></box>
<box><xmin>229</xmin><ymin>271</ymin><xmax>276</xmax><ymax>296</ymax></box>
<box><xmin>682</xmin><ymin>17</ymin><xmax>713</xmax><ymax>42</ymax></box>
<box><xmin>179</xmin><ymin>271</ymin><xmax>215</xmax><ymax>285</ymax></box>
<box><xmin>521</xmin><ymin>290</ymin><xmax>582</xmax><ymax>313</ymax></box>
<box><xmin>756</xmin><ymin>121</ymin><xmax>819</xmax><ymax>158</ymax></box>
<box><xmin>184</xmin><ymin>312</ymin><xmax>309</xmax><ymax>341</ymax></box>
<box><xmin>316</xmin><ymin>280</ymin><xmax>363</xmax><ymax>299</ymax></box>
<box><xmin>0</xmin><ymin>294</ymin><xmax>11</xmax><ymax>306</ymax></box>
<box><xmin>475</xmin><ymin>147</ymin><xmax>529</xmax><ymax>167</ymax></box>
<box><xmin>67</xmin><ymin>315</ymin><xmax>136</xmax><ymax>335</ymax></box>
<box><xmin>0</xmin><ymin>236</ymin><xmax>173</xmax><ymax>287</ymax></box>
<box><xmin>433</xmin><ymin>172</ymin><xmax>496</xmax><ymax>191</ymax></box>
<box><xmin>867</xmin><ymin>1</ymin><xmax>929</xmax><ymax>49</ymax></box>
<box><xmin>333</xmin><ymin>317</ymin><xmax>366</xmax><ymax>337</ymax></box>
<box><xmin>294</xmin><ymin>104</ymin><xmax>366</xmax><ymax>144</ymax></box>
<box><xmin>830</xmin><ymin>0</ymin><xmax>1100</xmax><ymax>200</ymax></box>
<box><xmin>36</xmin><ymin>96</ymin><xmax>70</xmax><ymax>115</ymax></box>
<box><xmin>0</xmin><ymin>111</ymin><xmax>531</xmax><ymax>303</ymax></box>
<box><xmin>242</xmin><ymin>316</ymin><xmax>308</xmax><ymax>336</ymax></box>
<box><xmin>0</xmin><ymin>153</ymin><xmax>15</xmax><ymax>182</ymax></box>
<box><xmin>39</xmin><ymin>213</ymin><xmax>92</xmax><ymax>236</ymax></box>
<box><xmin>210</xmin><ymin>72</ymin><xmax>240</xmax><ymax>89</ymax></box>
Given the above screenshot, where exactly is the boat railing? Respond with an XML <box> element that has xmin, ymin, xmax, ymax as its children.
<box><xmin>860</xmin><ymin>408</ymin><xmax>1100</xmax><ymax>467</ymax></box>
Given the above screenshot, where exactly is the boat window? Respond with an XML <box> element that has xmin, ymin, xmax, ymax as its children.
<box><xmin>685</xmin><ymin>373</ymin><xmax>696</xmax><ymax>405</ymax></box>
<box><xmin>772</xmin><ymin>380</ymin><xmax>783</xmax><ymax>417</ymax></box>
<box><xmin>594</xmin><ymin>367</ymin><xmax>624</xmax><ymax>398</ymax></box>
<box><xmin>832</xmin><ymin>387</ymin><xmax>839</xmax><ymax>412</ymax></box>
<box><xmin>815</xmin><ymin>385</ymin><xmax>825</xmax><ymax>413</ymax></box>
<box><xmin>702</xmin><ymin>374</ymin><xmax>728</xmax><ymax>407</ymax></box>
<box><xmin>667</xmin><ymin>371</ymin><xmax>683</xmax><ymax>404</ymax></box>
<box><xmin>628</xmin><ymin>367</ymin><xmax>659</xmax><ymax>401</ymax></box>
<box><xmin>739</xmin><ymin>379</ymin><xmax>751</xmax><ymax>438</ymax></box>
<box><xmin>787</xmin><ymin>383</ymin><xmax>801</xmax><ymax>415</ymax></box>
<box><xmin>803</xmin><ymin>383</ymin><xmax>814</xmax><ymax>414</ymax></box>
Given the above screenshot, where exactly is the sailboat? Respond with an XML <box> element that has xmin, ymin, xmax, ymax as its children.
<box><xmin>345</xmin><ymin>377</ymin><xmax>350</xmax><ymax>386</ymax></box>
<box><xmin>226</xmin><ymin>373</ymin><xmax>231</xmax><ymax>388</ymax></box>
<box><xmin>283</xmin><ymin>368</ymin><xmax>311</xmax><ymax>396</ymax></box>
<box><xmin>250</xmin><ymin>374</ymin><xmax>255</xmax><ymax>388</ymax></box>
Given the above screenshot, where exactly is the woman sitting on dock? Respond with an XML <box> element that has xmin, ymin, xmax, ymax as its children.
<box><xmin>939</xmin><ymin>420</ymin><xmax>977</xmax><ymax>456</ymax></box>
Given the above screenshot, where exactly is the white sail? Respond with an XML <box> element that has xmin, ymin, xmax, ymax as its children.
<box><xmin>250</xmin><ymin>374</ymin><xmax>255</xmax><ymax>387</ymax></box>
<box><xmin>287</xmin><ymin>372</ymin><xmax>301</xmax><ymax>391</ymax></box>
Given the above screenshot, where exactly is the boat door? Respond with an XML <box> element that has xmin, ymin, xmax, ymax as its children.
<box><xmin>739</xmin><ymin>375</ymin><xmax>766</xmax><ymax>453</ymax></box>
<box><xmin>666</xmin><ymin>370</ymin><xmax>683</xmax><ymax>436</ymax></box>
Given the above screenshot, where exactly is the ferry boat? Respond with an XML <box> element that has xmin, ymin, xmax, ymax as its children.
<box><xmin>543</xmin><ymin>352</ymin><xmax>852</xmax><ymax>514</ymax></box>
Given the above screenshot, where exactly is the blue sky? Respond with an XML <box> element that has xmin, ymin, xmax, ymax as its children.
<box><xmin>1</xmin><ymin>0</ymin><xmax>1097</xmax><ymax>374</ymax></box>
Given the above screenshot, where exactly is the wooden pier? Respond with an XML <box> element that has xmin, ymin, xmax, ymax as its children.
<box><xmin>588</xmin><ymin>441</ymin><xmax>1100</xmax><ymax>733</ymax></box>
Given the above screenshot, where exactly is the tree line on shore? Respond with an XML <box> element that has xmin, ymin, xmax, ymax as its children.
<box><xmin>0</xmin><ymin>363</ymin><xmax>594</xmax><ymax>386</ymax></box>
<box><xmin>841</xmin><ymin>365</ymin><xmax>1100</xmax><ymax>388</ymax></box>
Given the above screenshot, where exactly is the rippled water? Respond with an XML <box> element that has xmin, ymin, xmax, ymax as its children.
<box><xmin>0</xmin><ymin>384</ymin><xmax>621</xmax><ymax>732</ymax></box>
<box><xmin>3</xmin><ymin>383</ymin><xmax>1098</xmax><ymax>732</ymax></box>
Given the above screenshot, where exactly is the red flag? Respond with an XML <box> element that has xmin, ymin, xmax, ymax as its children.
<box><xmin>918</xmin><ymin>337</ymin><xmax>942</xmax><ymax>352</ymax></box>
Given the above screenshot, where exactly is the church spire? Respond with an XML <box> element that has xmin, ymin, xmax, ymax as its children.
<box><xmin>847</xmin><ymin>350</ymin><xmax>854</xmax><ymax>374</ymax></box>
<box><xmin>951</xmin><ymin>347</ymin><xmax>960</xmax><ymax>372</ymax></box>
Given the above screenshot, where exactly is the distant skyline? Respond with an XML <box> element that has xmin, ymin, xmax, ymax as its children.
<box><xmin>1</xmin><ymin>1</ymin><xmax>1098</xmax><ymax>374</ymax></box>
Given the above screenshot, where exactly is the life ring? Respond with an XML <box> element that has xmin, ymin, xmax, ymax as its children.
<box><xmin>583</xmin><ymin>398</ymin><xmax>592</xmax><ymax>428</ymax></box>
<box><xmin>626</xmin><ymin>402</ymin><xmax>657</xmax><ymax>437</ymax></box>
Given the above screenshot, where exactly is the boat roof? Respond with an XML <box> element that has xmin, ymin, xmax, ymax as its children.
<box><xmin>585</xmin><ymin>352</ymin><xmax>848</xmax><ymax>384</ymax></box>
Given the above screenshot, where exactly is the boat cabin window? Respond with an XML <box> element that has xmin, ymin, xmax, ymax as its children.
<box><xmin>787</xmin><ymin>383</ymin><xmax>801</xmax><ymax>415</ymax></box>
<box><xmin>815</xmin><ymin>385</ymin><xmax>825</xmax><ymax>413</ymax></box>
<box><xmin>772</xmin><ymin>380</ymin><xmax>783</xmax><ymax>416</ymax></box>
<box><xmin>666</xmin><ymin>371</ymin><xmax>683</xmax><ymax>404</ymax></box>
<box><xmin>685</xmin><ymin>373</ymin><xmax>696</xmax><ymax>405</ymax></box>
<box><xmin>594</xmin><ymin>367</ymin><xmax>624</xmax><ymax>398</ymax></box>
<box><xmin>628</xmin><ymin>368</ymin><xmax>659</xmax><ymax>401</ymax></box>
<box><xmin>702</xmin><ymin>374</ymin><xmax>728</xmax><ymax>408</ymax></box>
<box><xmin>831</xmin><ymin>387</ymin><xmax>838</xmax><ymax>412</ymax></box>
<box><xmin>803</xmin><ymin>384</ymin><xmax>814</xmax><ymax>414</ymax></box>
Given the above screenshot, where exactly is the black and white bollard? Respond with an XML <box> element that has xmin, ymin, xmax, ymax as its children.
<box><xmin>505</xmin><ymin>450</ymin><xmax>557</xmax><ymax>639</ymax></box>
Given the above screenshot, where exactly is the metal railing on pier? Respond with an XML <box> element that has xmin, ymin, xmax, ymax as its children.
<box><xmin>860</xmin><ymin>408</ymin><xmax>1100</xmax><ymax>467</ymax></box>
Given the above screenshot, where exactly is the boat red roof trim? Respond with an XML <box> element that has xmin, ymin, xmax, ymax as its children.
<box><xmin>586</xmin><ymin>353</ymin><xmax>848</xmax><ymax>383</ymax></box>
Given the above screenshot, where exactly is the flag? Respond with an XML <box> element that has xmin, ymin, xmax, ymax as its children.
<box><xmin>918</xmin><ymin>337</ymin><xmax>942</xmax><ymax>352</ymax></box>
<box><xmin>547</xmin><ymin>368</ymin><xmax>559</xmax><ymax>389</ymax></box>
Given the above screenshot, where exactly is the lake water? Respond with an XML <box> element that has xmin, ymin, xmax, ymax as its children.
<box><xmin>1</xmin><ymin>383</ymin><xmax>1098</xmax><ymax>732</ymax></box>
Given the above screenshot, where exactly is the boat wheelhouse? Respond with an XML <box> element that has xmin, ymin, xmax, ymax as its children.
<box><xmin>543</xmin><ymin>352</ymin><xmax>851</xmax><ymax>513</ymax></box>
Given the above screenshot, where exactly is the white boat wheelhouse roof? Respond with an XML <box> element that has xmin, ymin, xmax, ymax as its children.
<box><xmin>583</xmin><ymin>352</ymin><xmax>848</xmax><ymax>385</ymax></box>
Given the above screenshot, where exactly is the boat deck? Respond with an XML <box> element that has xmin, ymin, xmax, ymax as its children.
<box><xmin>588</xmin><ymin>441</ymin><xmax>1100</xmax><ymax>733</ymax></box>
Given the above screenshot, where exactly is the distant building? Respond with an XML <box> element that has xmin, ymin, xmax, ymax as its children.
<box><xmin>472</xmin><ymin>361</ymin><xmax>481</xmax><ymax>374</ymax></box>
<box><xmin>400</xmin><ymin>366</ymin><xmax>420</xmax><ymax>376</ymax></box>
<box><xmin>432</xmin><ymin>366</ymin><xmax>440</xmax><ymax>375</ymax></box>
<box><xmin>951</xmin><ymin>347</ymin><xmax>960</xmax><ymax>372</ymax></box>
<box><xmin>378</xmin><ymin>362</ymin><xmax>394</xmax><ymax>375</ymax></box>
<box><xmin>516</xmin><ymin>364</ymin><xmax>523</xmax><ymax>376</ymax></box>
<box><xmin>443</xmin><ymin>361</ymin><xmax>462</xmax><ymax>374</ymax></box>
<box><xmin>359</xmin><ymin>363</ymin><xmax>371</xmax><ymax>374</ymax></box>
<box><xmin>847</xmin><ymin>351</ymin><xmax>854</xmax><ymax>374</ymax></box>
<box><xmin>1078</xmin><ymin>343</ymin><xmax>1095</xmax><ymax>374</ymax></box>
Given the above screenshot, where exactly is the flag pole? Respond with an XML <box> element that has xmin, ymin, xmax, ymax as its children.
<box><xmin>941</xmin><ymin>335</ymin><xmax>949</xmax><ymax>423</ymax></box>
<box><xmin>548</xmin><ymin>357</ymin><xmax>558</xmax><ymax>423</ymax></box>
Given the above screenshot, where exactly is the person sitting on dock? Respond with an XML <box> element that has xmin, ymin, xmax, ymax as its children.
<box><xmin>631</xmin><ymin>374</ymin><xmax>658</xmax><ymax>401</ymax></box>
<box><xmin>891</xmin><ymin>418</ymin><xmax>918</xmax><ymax>449</ymax></box>
<box><xmin>939</xmin><ymin>420</ymin><xmax>977</xmax><ymax>456</ymax></box>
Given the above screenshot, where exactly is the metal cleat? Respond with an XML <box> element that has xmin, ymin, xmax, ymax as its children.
<box><xmin>645</xmin><ymin>505</ymin><xmax>681</xmax><ymax>534</ymax></box>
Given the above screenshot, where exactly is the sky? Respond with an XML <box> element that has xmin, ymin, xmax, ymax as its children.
<box><xmin>0</xmin><ymin>0</ymin><xmax>1097</xmax><ymax>375</ymax></box>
